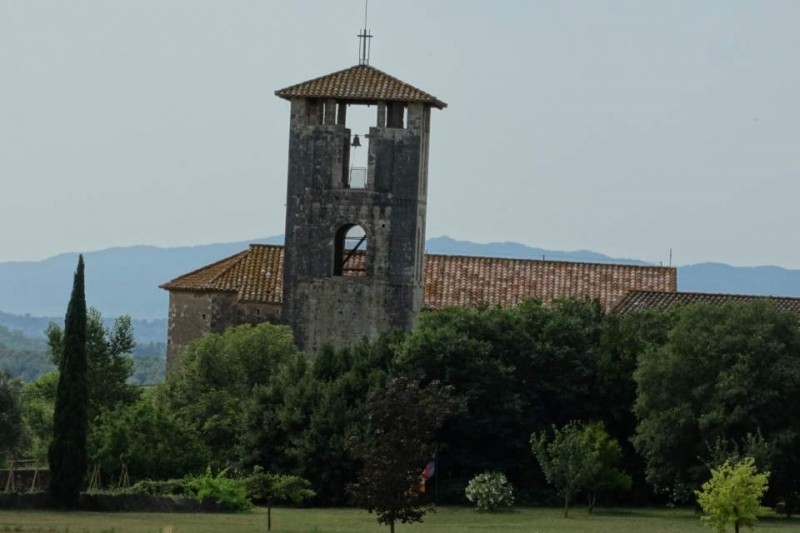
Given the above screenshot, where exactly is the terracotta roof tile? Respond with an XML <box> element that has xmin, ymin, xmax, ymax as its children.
<box><xmin>275</xmin><ymin>65</ymin><xmax>447</xmax><ymax>109</ymax></box>
<box><xmin>161</xmin><ymin>245</ymin><xmax>677</xmax><ymax>311</ymax></box>
<box><xmin>423</xmin><ymin>254</ymin><xmax>675</xmax><ymax>310</ymax></box>
<box><xmin>159</xmin><ymin>249</ymin><xmax>249</xmax><ymax>293</ymax></box>
<box><xmin>613</xmin><ymin>290</ymin><xmax>800</xmax><ymax>315</ymax></box>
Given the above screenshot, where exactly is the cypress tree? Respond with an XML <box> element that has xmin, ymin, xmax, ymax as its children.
<box><xmin>48</xmin><ymin>255</ymin><xmax>88</xmax><ymax>508</ymax></box>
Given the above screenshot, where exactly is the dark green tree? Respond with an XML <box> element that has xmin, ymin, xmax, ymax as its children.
<box><xmin>633</xmin><ymin>301</ymin><xmax>800</xmax><ymax>505</ymax></box>
<box><xmin>348</xmin><ymin>376</ymin><xmax>457</xmax><ymax>533</ymax></box>
<box><xmin>0</xmin><ymin>370</ymin><xmax>24</xmax><ymax>464</ymax></box>
<box><xmin>396</xmin><ymin>298</ymin><xmax>605</xmax><ymax>496</ymax></box>
<box><xmin>240</xmin><ymin>334</ymin><xmax>397</xmax><ymax>504</ymax></box>
<box><xmin>48</xmin><ymin>255</ymin><xmax>89</xmax><ymax>508</ymax></box>
<box><xmin>161</xmin><ymin>323</ymin><xmax>301</xmax><ymax>467</ymax></box>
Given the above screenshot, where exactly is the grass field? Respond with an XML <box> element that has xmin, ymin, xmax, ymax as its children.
<box><xmin>1</xmin><ymin>506</ymin><xmax>799</xmax><ymax>533</ymax></box>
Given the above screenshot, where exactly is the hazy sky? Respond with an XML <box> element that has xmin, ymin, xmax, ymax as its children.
<box><xmin>2</xmin><ymin>1</ymin><xmax>799</xmax><ymax>268</ymax></box>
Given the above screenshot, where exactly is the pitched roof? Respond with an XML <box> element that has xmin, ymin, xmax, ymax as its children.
<box><xmin>423</xmin><ymin>254</ymin><xmax>675</xmax><ymax>310</ymax></box>
<box><xmin>613</xmin><ymin>290</ymin><xmax>800</xmax><ymax>315</ymax></box>
<box><xmin>275</xmin><ymin>64</ymin><xmax>447</xmax><ymax>109</ymax></box>
<box><xmin>161</xmin><ymin>245</ymin><xmax>677</xmax><ymax>311</ymax></box>
<box><xmin>161</xmin><ymin>245</ymin><xmax>284</xmax><ymax>304</ymax></box>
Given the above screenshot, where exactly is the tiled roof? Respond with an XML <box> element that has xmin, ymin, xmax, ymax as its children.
<box><xmin>614</xmin><ymin>290</ymin><xmax>800</xmax><ymax>315</ymax></box>
<box><xmin>161</xmin><ymin>245</ymin><xmax>284</xmax><ymax>304</ymax></box>
<box><xmin>423</xmin><ymin>254</ymin><xmax>675</xmax><ymax>310</ymax></box>
<box><xmin>160</xmin><ymin>250</ymin><xmax>249</xmax><ymax>293</ymax></box>
<box><xmin>162</xmin><ymin>245</ymin><xmax>677</xmax><ymax>311</ymax></box>
<box><xmin>275</xmin><ymin>65</ymin><xmax>447</xmax><ymax>109</ymax></box>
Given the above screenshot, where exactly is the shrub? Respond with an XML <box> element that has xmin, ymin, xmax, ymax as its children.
<box><xmin>124</xmin><ymin>478</ymin><xmax>188</xmax><ymax>496</ymax></box>
<box><xmin>465</xmin><ymin>471</ymin><xmax>514</xmax><ymax>511</ymax></box>
<box><xmin>184</xmin><ymin>467</ymin><xmax>252</xmax><ymax>512</ymax></box>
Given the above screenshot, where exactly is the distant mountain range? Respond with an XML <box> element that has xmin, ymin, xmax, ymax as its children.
<box><xmin>1</xmin><ymin>235</ymin><xmax>800</xmax><ymax>342</ymax></box>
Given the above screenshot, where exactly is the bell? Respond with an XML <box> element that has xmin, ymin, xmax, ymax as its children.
<box><xmin>351</xmin><ymin>134</ymin><xmax>361</xmax><ymax>148</ymax></box>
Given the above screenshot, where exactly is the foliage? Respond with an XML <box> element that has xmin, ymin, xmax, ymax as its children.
<box><xmin>47</xmin><ymin>309</ymin><xmax>140</xmax><ymax>419</ymax></box>
<box><xmin>161</xmin><ymin>322</ymin><xmax>301</xmax><ymax>468</ymax></box>
<box><xmin>123</xmin><ymin>478</ymin><xmax>189</xmax><ymax>496</ymax></box>
<box><xmin>184</xmin><ymin>467</ymin><xmax>252</xmax><ymax>512</ymax></box>
<box><xmin>0</xmin><ymin>370</ymin><xmax>24</xmax><ymax>460</ymax></box>
<box><xmin>582</xmin><ymin>422</ymin><xmax>632</xmax><ymax>511</ymax></box>
<box><xmin>0</xmin><ymin>326</ymin><xmax>53</xmax><ymax>382</ymax></box>
<box><xmin>465</xmin><ymin>471</ymin><xmax>514</xmax><ymax>511</ymax></box>
<box><xmin>48</xmin><ymin>255</ymin><xmax>89</xmax><ymax>508</ymax></box>
<box><xmin>349</xmin><ymin>376</ymin><xmax>458</xmax><ymax>533</ymax></box>
<box><xmin>239</xmin><ymin>334</ymin><xmax>397</xmax><ymax>504</ymax></box>
<box><xmin>18</xmin><ymin>372</ymin><xmax>58</xmax><ymax>464</ymax></box>
<box><xmin>696</xmin><ymin>457</ymin><xmax>770</xmax><ymax>533</ymax></box>
<box><xmin>88</xmin><ymin>396</ymin><xmax>209</xmax><ymax>485</ymax></box>
<box><xmin>244</xmin><ymin>466</ymin><xmax>315</xmax><ymax>531</ymax></box>
<box><xmin>396</xmin><ymin>298</ymin><xmax>606</xmax><ymax>497</ymax></box>
<box><xmin>531</xmin><ymin>421</ymin><xmax>600</xmax><ymax>517</ymax></box>
<box><xmin>129</xmin><ymin>354</ymin><xmax>165</xmax><ymax>385</ymax></box>
<box><xmin>633</xmin><ymin>302</ymin><xmax>800</xmax><ymax>504</ymax></box>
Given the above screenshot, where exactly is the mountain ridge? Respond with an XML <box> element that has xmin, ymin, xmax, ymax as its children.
<box><xmin>1</xmin><ymin>236</ymin><xmax>799</xmax><ymax>326</ymax></box>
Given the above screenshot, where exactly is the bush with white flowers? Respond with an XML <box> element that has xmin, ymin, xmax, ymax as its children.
<box><xmin>465</xmin><ymin>471</ymin><xmax>514</xmax><ymax>511</ymax></box>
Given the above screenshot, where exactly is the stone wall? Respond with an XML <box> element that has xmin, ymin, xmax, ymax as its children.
<box><xmin>282</xmin><ymin>98</ymin><xmax>431</xmax><ymax>352</ymax></box>
<box><xmin>166</xmin><ymin>290</ymin><xmax>280</xmax><ymax>373</ymax></box>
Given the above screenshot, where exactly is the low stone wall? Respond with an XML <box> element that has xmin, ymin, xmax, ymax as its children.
<box><xmin>0</xmin><ymin>492</ymin><xmax>232</xmax><ymax>513</ymax></box>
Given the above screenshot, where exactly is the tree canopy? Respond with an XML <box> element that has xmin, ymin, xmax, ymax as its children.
<box><xmin>633</xmin><ymin>301</ymin><xmax>800</xmax><ymax>504</ymax></box>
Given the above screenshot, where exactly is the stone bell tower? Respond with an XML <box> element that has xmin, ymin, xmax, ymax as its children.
<box><xmin>275</xmin><ymin>63</ymin><xmax>446</xmax><ymax>353</ymax></box>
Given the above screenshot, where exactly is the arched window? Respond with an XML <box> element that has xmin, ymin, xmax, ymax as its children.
<box><xmin>334</xmin><ymin>224</ymin><xmax>368</xmax><ymax>277</ymax></box>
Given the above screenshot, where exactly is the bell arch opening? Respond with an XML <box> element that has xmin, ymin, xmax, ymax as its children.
<box><xmin>334</xmin><ymin>224</ymin><xmax>368</xmax><ymax>277</ymax></box>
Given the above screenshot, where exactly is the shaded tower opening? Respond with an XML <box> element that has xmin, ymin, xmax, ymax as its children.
<box><xmin>334</xmin><ymin>224</ymin><xmax>367</xmax><ymax>277</ymax></box>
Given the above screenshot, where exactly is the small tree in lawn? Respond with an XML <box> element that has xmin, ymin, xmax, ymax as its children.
<box><xmin>531</xmin><ymin>421</ymin><xmax>599</xmax><ymax>518</ymax></box>
<box><xmin>696</xmin><ymin>457</ymin><xmax>770</xmax><ymax>533</ymax></box>
<box><xmin>349</xmin><ymin>376</ymin><xmax>456</xmax><ymax>533</ymax></box>
<box><xmin>244</xmin><ymin>466</ymin><xmax>315</xmax><ymax>531</ymax></box>
<box><xmin>582</xmin><ymin>423</ymin><xmax>631</xmax><ymax>512</ymax></box>
<box><xmin>48</xmin><ymin>255</ymin><xmax>89</xmax><ymax>509</ymax></box>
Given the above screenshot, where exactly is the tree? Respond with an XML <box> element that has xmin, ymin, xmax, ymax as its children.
<box><xmin>349</xmin><ymin>376</ymin><xmax>457</xmax><ymax>533</ymax></box>
<box><xmin>48</xmin><ymin>255</ymin><xmax>89</xmax><ymax>508</ymax></box>
<box><xmin>87</xmin><ymin>395</ymin><xmax>209</xmax><ymax>485</ymax></box>
<box><xmin>0</xmin><ymin>371</ymin><xmax>24</xmax><ymax>463</ymax></box>
<box><xmin>19</xmin><ymin>372</ymin><xmax>59</xmax><ymax>464</ymax></box>
<box><xmin>161</xmin><ymin>323</ymin><xmax>301</xmax><ymax>467</ymax></box>
<box><xmin>238</xmin><ymin>334</ymin><xmax>401</xmax><ymax>506</ymax></box>
<box><xmin>632</xmin><ymin>302</ymin><xmax>800</xmax><ymax>504</ymax></box>
<box><xmin>696</xmin><ymin>457</ymin><xmax>770</xmax><ymax>533</ymax></box>
<box><xmin>531</xmin><ymin>421</ymin><xmax>600</xmax><ymax>518</ymax></box>
<box><xmin>396</xmin><ymin>298</ymin><xmax>605</xmax><ymax>496</ymax></box>
<box><xmin>581</xmin><ymin>422</ymin><xmax>632</xmax><ymax>512</ymax></box>
<box><xmin>244</xmin><ymin>466</ymin><xmax>315</xmax><ymax>531</ymax></box>
<box><xmin>46</xmin><ymin>309</ymin><xmax>139</xmax><ymax>419</ymax></box>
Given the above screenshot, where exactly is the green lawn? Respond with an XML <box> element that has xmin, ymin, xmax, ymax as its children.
<box><xmin>0</xmin><ymin>507</ymin><xmax>798</xmax><ymax>533</ymax></box>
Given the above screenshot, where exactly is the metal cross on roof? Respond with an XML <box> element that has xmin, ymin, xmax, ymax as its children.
<box><xmin>357</xmin><ymin>0</ymin><xmax>372</xmax><ymax>65</ymax></box>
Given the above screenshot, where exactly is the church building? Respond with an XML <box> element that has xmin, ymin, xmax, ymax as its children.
<box><xmin>161</xmin><ymin>58</ymin><xmax>679</xmax><ymax>373</ymax></box>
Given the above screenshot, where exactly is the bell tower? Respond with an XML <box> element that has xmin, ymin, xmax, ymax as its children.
<box><xmin>275</xmin><ymin>64</ymin><xmax>446</xmax><ymax>353</ymax></box>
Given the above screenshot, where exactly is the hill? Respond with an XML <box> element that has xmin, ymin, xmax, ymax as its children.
<box><xmin>1</xmin><ymin>236</ymin><xmax>799</xmax><ymax>329</ymax></box>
